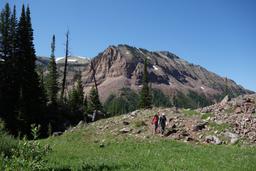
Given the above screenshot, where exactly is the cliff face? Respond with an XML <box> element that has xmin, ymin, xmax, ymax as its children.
<box><xmin>80</xmin><ymin>44</ymin><xmax>251</xmax><ymax>101</ymax></box>
<box><xmin>36</xmin><ymin>44</ymin><xmax>253</xmax><ymax>103</ymax></box>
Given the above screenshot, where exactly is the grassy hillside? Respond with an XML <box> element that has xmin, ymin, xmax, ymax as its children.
<box><xmin>41</xmin><ymin>109</ymin><xmax>256</xmax><ymax>171</ymax></box>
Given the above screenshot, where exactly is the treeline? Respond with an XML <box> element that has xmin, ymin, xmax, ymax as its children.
<box><xmin>0</xmin><ymin>4</ymin><xmax>46</xmax><ymax>137</ymax></box>
<box><xmin>0</xmin><ymin>3</ymin><xmax>103</xmax><ymax>138</ymax></box>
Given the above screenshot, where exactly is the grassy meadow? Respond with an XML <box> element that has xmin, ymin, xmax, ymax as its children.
<box><xmin>41</xmin><ymin>127</ymin><xmax>256</xmax><ymax>171</ymax></box>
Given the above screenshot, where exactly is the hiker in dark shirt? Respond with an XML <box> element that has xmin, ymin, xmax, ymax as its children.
<box><xmin>159</xmin><ymin>113</ymin><xmax>167</xmax><ymax>135</ymax></box>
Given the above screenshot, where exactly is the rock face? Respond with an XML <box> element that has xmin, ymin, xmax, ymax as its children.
<box><xmin>37</xmin><ymin>44</ymin><xmax>253</xmax><ymax>103</ymax></box>
<box><xmin>78</xmin><ymin>45</ymin><xmax>252</xmax><ymax>102</ymax></box>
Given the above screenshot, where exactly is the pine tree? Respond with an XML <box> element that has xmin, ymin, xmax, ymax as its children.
<box><xmin>0</xmin><ymin>3</ymin><xmax>11</xmax><ymax>60</ymax></box>
<box><xmin>68</xmin><ymin>72</ymin><xmax>84</xmax><ymax>111</ymax></box>
<box><xmin>15</xmin><ymin>5</ymin><xmax>45</xmax><ymax>134</ymax></box>
<box><xmin>139</xmin><ymin>57</ymin><xmax>152</xmax><ymax>109</ymax></box>
<box><xmin>46</xmin><ymin>35</ymin><xmax>58</xmax><ymax>104</ymax></box>
<box><xmin>88</xmin><ymin>86</ymin><xmax>103</xmax><ymax>113</ymax></box>
<box><xmin>0</xmin><ymin>3</ymin><xmax>19</xmax><ymax>134</ymax></box>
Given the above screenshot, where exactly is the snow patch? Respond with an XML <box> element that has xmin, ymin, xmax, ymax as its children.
<box><xmin>153</xmin><ymin>65</ymin><xmax>159</xmax><ymax>71</ymax></box>
<box><xmin>55</xmin><ymin>57</ymin><xmax>64</xmax><ymax>61</ymax></box>
<box><xmin>125</xmin><ymin>51</ymin><xmax>130</xmax><ymax>55</ymax></box>
<box><xmin>139</xmin><ymin>85</ymin><xmax>143</xmax><ymax>88</ymax></box>
<box><xmin>169</xmin><ymin>81</ymin><xmax>172</xmax><ymax>85</ymax></box>
<box><xmin>201</xmin><ymin>86</ymin><xmax>205</xmax><ymax>90</ymax></box>
<box><xmin>68</xmin><ymin>59</ymin><xmax>77</xmax><ymax>62</ymax></box>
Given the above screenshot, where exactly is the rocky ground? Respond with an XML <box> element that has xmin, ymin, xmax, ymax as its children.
<box><xmin>69</xmin><ymin>94</ymin><xmax>256</xmax><ymax>146</ymax></box>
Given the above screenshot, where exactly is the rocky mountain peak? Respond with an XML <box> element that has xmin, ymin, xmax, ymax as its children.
<box><xmin>37</xmin><ymin>44</ymin><xmax>253</xmax><ymax>104</ymax></box>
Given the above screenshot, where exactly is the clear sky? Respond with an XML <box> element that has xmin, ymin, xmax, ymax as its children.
<box><xmin>1</xmin><ymin>0</ymin><xmax>256</xmax><ymax>91</ymax></box>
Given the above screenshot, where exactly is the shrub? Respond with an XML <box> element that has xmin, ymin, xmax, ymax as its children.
<box><xmin>1</xmin><ymin>139</ymin><xmax>51</xmax><ymax>170</ymax></box>
<box><xmin>0</xmin><ymin>131</ymin><xmax>18</xmax><ymax>157</ymax></box>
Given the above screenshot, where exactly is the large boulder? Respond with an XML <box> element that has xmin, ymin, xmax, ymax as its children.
<box><xmin>224</xmin><ymin>132</ymin><xmax>239</xmax><ymax>144</ymax></box>
<box><xmin>220</xmin><ymin>95</ymin><xmax>230</xmax><ymax>106</ymax></box>
<box><xmin>119</xmin><ymin>127</ymin><xmax>132</xmax><ymax>133</ymax></box>
<box><xmin>88</xmin><ymin>110</ymin><xmax>106</xmax><ymax>122</ymax></box>
<box><xmin>205</xmin><ymin>135</ymin><xmax>221</xmax><ymax>145</ymax></box>
<box><xmin>192</xmin><ymin>122</ymin><xmax>208</xmax><ymax>131</ymax></box>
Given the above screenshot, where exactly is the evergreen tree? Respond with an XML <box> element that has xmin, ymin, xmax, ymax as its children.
<box><xmin>68</xmin><ymin>72</ymin><xmax>84</xmax><ymax>111</ymax></box>
<box><xmin>0</xmin><ymin>3</ymin><xmax>19</xmax><ymax>134</ymax></box>
<box><xmin>88</xmin><ymin>86</ymin><xmax>102</xmax><ymax>113</ymax></box>
<box><xmin>84</xmin><ymin>95</ymin><xmax>88</xmax><ymax>114</ymax></box>
<box><xmin>0</xmin><ymin>3</ymin><xmax>11</xmax><ymax>60</ymax></box>
<box><xmin>139</xmin><ymin>57</ymin><xmax>152</xmax><ymax>108</ymax></box>
<box><xmin>15</xmin><ymin>5</ymin><xmax>45</xmax><ymax>134</ymax></box>
<box><xmin>46</xmin><ymin>35</ymin><xmax>58</xmax><ymax>104</ymax></box>
<box><xmin>10</xmin><ymin>5</ymin><xmax>17</xmax><ymax>57</ymax></box>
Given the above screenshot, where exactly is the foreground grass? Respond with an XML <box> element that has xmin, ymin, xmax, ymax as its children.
<box><xmin>41</xmin><ymin>128</ymin><xmax>256</xmax><ymax>171</ymax></box>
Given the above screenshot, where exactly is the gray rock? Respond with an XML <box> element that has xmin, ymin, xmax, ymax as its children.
<box><xmin>220</xmin><ymin>95</ymin><xmax>230</xmax><ymax>106</ymax></box>
<box><xmin>52</xmin><ymin>131</ymin><xmax>62</xmax><ymax>136</ymax></box>
<box><xmin>205</xmin><ymin>135</ymin><xmax>221</xmax><ymax>145</ymax></box>
<box><xmin>224</xmin><ymin>132</ymin><xmax>239</xmax><ymax>144</ymax></box>
<box><xmin>123</xmin><ymin>121</ymin><xmax>130</xmax><ymax>125</ymax></box>
<box><xmin>119</xmin><ymin>127</ymin><xmax>131</xmax><ymax>133</ymax></box>
<box><xmin>192</xmin><ymin>122</ymin><xmax>208</xmax><ymax>131</ymax></box>
<box><xmin>235</xmin><ymin>107</ymin><xmax>242</xmax><ymax>114</ymax></box>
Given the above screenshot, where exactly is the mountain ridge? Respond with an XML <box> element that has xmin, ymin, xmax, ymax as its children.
<box><xmin>36</xmin><ymin>44</ymin><xmax>253</xmax><ymax>107</ymax></box>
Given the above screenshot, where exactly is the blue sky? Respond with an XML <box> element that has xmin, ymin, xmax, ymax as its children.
<box><xmin>1</xmin><ymin>0</ymin><xmax>256</xmax><ymax>91</ymax></box>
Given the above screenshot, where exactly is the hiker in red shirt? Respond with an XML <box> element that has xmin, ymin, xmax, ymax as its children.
<box><xmin>152</xmin><ymin>113</ymin><xmax>159</xmax><ymax>134</ymax></box>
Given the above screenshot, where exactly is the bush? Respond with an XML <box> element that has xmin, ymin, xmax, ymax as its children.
<box><xmin>0</xmin><ymin>139</ymin><xmax>51</xmax><ymax>170</ymax></box>
<box><xmin>0</xmin><ymin>124</ymin><xmax>52</xmax><ymax>170</ymax></box>
<box><xmin>0</xmin><ymin>131</ymin><xmax>18</xmax><ymax>157</ymax></box>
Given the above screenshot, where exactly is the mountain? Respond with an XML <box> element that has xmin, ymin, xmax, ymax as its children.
<box><xmin>36</xmin><ymin>44</ymin><xmax>253</xmax><ymax>107</ymax></box>
<box><xmin>80</xmin><ymin>44</ymin><xmax>252</xmax><ymax>103</ymax></box>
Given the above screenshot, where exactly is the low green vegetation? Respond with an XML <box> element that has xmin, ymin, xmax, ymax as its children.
<box><xmin>182</xmin><ymin>109</ymin><xmax>200</xmax><ymax>116</ymax></box>
<box><xmin>134</xmin><ymin>120</ymin><xmax>147</xmax><ymax>128</ymax></box>
<box><xmin>0</xmin><ymin>124</ymin><xmax>51</xmax><ymax>170</ymax></box>
<box><xmin>174</xmin><ymin>91</ymin><xmax>212</xmax><ymax>109</ymax></box>
<box><xmin>201</xmin><ymin>112</ymin><xmax>213</xmax><ymax>120</ymax></box>
<box><xmin>209</xmin><ymin>122</ymin><xmax>231</xmax><ymax>132</ymax></box>
<box><xmin>41</xmin><ymin>127</ymin><xmax>256</xmax><ymax>171</ymax></box>
<box><xmin>104</xmin><ymin>88</ymin><xmax>173</xmax><ymax>116</ymax></box>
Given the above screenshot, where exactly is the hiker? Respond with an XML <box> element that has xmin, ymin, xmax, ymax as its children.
<box><xmin>151</xmin><ymin>113</ymin><xmax>159</xmax><ymax>134</ymax></box>
<box><xmin>159</xmin><ymin>113</ymin><xmax>167</xmax><ymax>135</ymax></box>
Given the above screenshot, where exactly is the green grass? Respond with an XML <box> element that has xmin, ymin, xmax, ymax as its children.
<box><xmin>41</xmin><ymin>127</ymin><xmax>256</xmax><ymax>171</ymax></box>
<box><xmin>182</xmin><ymin>109</ymin><xmax>200</xmax><ymax>117</ymax></box>
<box><xmin>201</xmin><ymin>112</ymin><xmax>213</xmax><ymax>120</ymax></box>
<box><xmin>209</xmin><ymin>122</ymin><xmax>231</xmax><ymax>132</ymax></box>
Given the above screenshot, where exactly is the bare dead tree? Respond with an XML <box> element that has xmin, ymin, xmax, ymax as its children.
<box><xmin>60</xmin><ymin>30</ymin><xmax>69</xmax><ymax>101</ymax></box>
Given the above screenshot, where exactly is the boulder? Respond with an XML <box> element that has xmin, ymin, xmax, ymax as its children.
<box><xmin>123</xmin><ymin>121</ymin><xmax>130</xmax><ymax>125</ymax></box>
<box><xmin>165</xmin><ymin>128</ymin><xmax>177</xmax><ymax>136</ymax></box>
<box><xmin>224</xmin><ymin>132</ymin><xmax>239</xmax><ymax>144</ymax></box>
<box><xmin>90</xmin><ymin>110</ymin><xmax>106</xmax><ymax>122</ymax></box>
<box><xmin>52</xmin><ymin>131</ymin><xmax>62</xmax><ymax>137</ymax></box>
<box><xmin>235</xmin><ymin>107</ymin><xmax>242</xmax><ymax>114</ymax></box>
<box><xmin>119</xmin><ymin>127</ymin><xmax>132</xmax><ymax>133</ymax></box>
<box><xmin>130</xmin><ymin>110</ymin><xmax>139</xmax><ymax>117</ymax></box>
<box><xmin>220</xmin><ymin>95</ymin><xmax>230</xmax><ymax>106</ymax></box>
<box><xmin>192</xmin><ymin>122</ymin><xmax>208</xmax><ymax>131</ymax></box>
<box><xmin>205</xmin><ymin>135</ymin><xmax>221</xmax><ymax>145</ymax></box>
